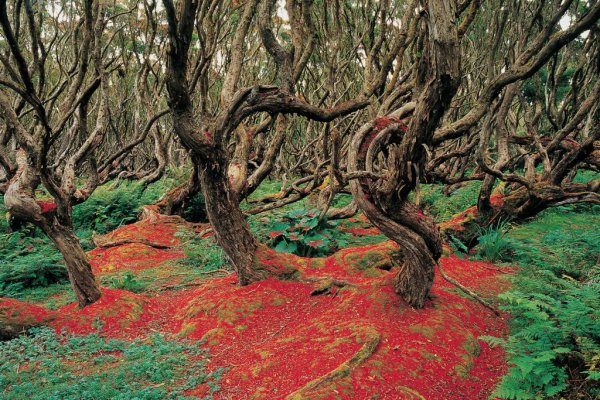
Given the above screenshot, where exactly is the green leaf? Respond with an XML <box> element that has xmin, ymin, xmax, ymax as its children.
<box><xmin>275</xmin><ymin>240</ymin><xmax>298</xmax><ymax>254</ymax></box>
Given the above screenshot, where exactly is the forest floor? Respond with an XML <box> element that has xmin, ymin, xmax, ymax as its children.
<box><xmin>1</xmin><ymin>206</ymin><xmax>512</xmax><ymax>399</ymax></box>
<box><xmin>2</xmin><ymin>177</ymin><xmax>598</xmax><ymax>399</ymax></box>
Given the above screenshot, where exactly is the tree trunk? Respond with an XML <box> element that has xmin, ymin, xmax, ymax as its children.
<box><xmin>348</xmin><ymin>0</ymin><xmax>460</xmax><ymax>308</ymax></box>
<box><xmin>4</xmin><ymin>151</ymin><xmax>101</xmax><ymax>308</ymax></box>
<box><xmin>44</xmin><ymin>223</ymin><xmax>101</xmax><ymax>307</ymax></box>
<box><xmin>157</xmin><ymin>160</ymin><xmax>202</xmax><ymax>217</ymax></box>
<box><xmin>348</xmin><ymin>122</ymin><xmax>441</xmax><ymax>308</ymax></box>
<box><xmin>199</xmin><ymin>154</ymin><xmax>262</xmax><ymax>285</ymax></box>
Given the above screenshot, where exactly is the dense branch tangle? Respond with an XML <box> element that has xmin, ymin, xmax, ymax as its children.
<box><xmin>0</xmin><ymin>1</ymin><xmax>171</xmax><ymax>307</ymax></box>
<box><xmin>1</xmin><ymin>0</ymin><xmax>598</xmax><ymax>309</ymax></box>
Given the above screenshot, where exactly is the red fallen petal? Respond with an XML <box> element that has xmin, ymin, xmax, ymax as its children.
<box><xmin>37</xmin><ymin>200</ymin><xmax>57</xmax><ymax>214</ymax></box>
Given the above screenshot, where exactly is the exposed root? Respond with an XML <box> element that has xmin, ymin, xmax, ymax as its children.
<box><xmin>437</xmin><ymin>263</ymin><xmax>500</xmax><ymax>316</ymax></box>
<box><xmin>474</xmin><ymin>263</ymin><xmax>515</xmax><ymax>274</ymax></box>
<box><xmin>194</xmin><ymin>227</ymin><xmax>213</xmax><ymax>238</ymax></box>
<box><xmin>198</xmin><ymin>268</ymin><xmax>232</xmax><ymax>275</ymax></box>
<box><xmin>92</xmin><ymin>235</ymin><xmax>175</xmax><ymax>249</ymax></box>
<box><xmin>302</xmin><ymin>276</ymin><xmax>357</xmax><ymax>296</ymax></box>
<box><xmin>155</xmin><ymin>281</ymin><xmax>208</xmax><ymax>291</ymax></box>
<box><xmin>285</xmin><ymin>325</ymin><xmax>381</xmax><ymax>399</ymax></box>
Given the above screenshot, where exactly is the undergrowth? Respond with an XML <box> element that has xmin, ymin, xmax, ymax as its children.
<box><xmin>267</xmin><ymin>208</ymin><xmax>349</xmax><ymax>257</ymax></box>
<box><xmin>481</xmin><ymin>205</ymin><xmax>600</xmax><ymax>400</ymax></box>
<box><xmin>0</xmin><ymin>326</ymin><xmax>221</xmax><ymax>399</ymax></box>
<box><xmin>0</xmin><ymin>230</ymin><xmax>66</xmax><ymax>297</ymax></box>
<box><xmin>74</xmin><ymin>179</ymin><xmax>174</xmax><ymax>246</ymax></box>
<box><xmin>177</xmin><ymin>232</ymin><xmax>229</xmax><ymax>273</ymax></box>
<box><xmin>0</xmin><ymin>178</ymin><xmax>175</xmax><ymax>302</ymax></box>
<box><xmin>418</xmin><ymin>181</ymin><xmax>482</xmax><ymax>222</ymax></box>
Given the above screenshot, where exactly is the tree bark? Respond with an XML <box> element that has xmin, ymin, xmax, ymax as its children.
<box><xmin>44</xmin><ymin>223</ymin><xmax>101</xmax><ymax>307</ymax></box>
<box><xmin>198</xmin><ymin>153</ymin><xmax>262</xmax><ymax>285</ymax></box>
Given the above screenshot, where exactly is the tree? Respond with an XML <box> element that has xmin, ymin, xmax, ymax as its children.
<box><xmin>0</xmin><ymin>0</ymin><xmax>166</xmax><ymax>307</ymax></box>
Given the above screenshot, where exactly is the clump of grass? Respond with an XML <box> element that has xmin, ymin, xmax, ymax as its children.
<box><xmin>177</xmin><ymin>231</ymin><xmax>229</xmax><ymax>273</ymax></box>
<box><xmin>102</xmin><ymin>271</ymin><xmax>147</xmax><ymax>293</ymax></box>
<box><xmin>0</xmin><ymin>326</ymin><xmax>222</xmax><ymax>399</ymax></box>
<box><xmin>473</xmin><ymin>220</ymin><xmax>511</xmax><ymax>262</ymax></box>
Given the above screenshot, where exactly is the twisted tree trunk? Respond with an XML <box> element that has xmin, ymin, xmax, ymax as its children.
<box><xmin>4</xmin><ymin>151</ymin><xmax>100</xmax><ymax>308</ymax></box>
<box><xmin>198</xmin><ymin>153</ymin><xmax>262</xmax><ymax>285</ymax></box>
<box><xmin>349</xmin><ymin>0</ymin><xmax>461</xmax><ymax>308</ymax></box>
<box><xmin>44</xmin><ymin>223</ymin><xmax>101</xmax><ymax>306</ymax></box>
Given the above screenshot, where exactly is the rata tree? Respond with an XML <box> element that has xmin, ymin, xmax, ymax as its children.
<box><xmin>161</xmin><ymin>0</ymin><xmax>415</xmax><ymax>284</ymax></box>
<box><xmin>346</xmin><ymin>0</ymin><xmax>462</xmax><ymax>308</ymax></box>
<box><xmin>0</xmin><ymin>0</ymin><xmax>165</xmax><ymax>307</ymax></box>
<box><xmin>424</xmin><ymin>0</ymin><xmax>600</xmax><ymax>242</ymax></box>
<box><xmin>343</xmin><ymin>0</ymin><xmax>599</xmax><ymax>306</ymax></box>
<box><xmin>0</xmin><ymin>0</ymin><xmax>109</xmax><ymax>307</ymax></box>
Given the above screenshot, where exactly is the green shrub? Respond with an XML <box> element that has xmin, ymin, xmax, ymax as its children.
<box><xmin>73</xmin><ymin>182</ymin><xmax>145</xmax><ymax>237</ymax></box>
<box><xmin>481</xmin><ymin>205</ymin><xmax>600</xmax><ymax>399</ymax></box>
<box><xmin>182</xmin><ymin>192</ymin><xmax>208</xmax><ymax>223</ymax></box>
<box><xmin>0</xmin><ymin>327</ymin><xmax>222</xmax><ymax>399</ymax></box>
<box><xmin>267</xmin><ymin>208</ymin><xmax>349</xmax><ymax>257</ymax></box>
<box><xmin>0</xmin><ymin>232</ymin><xmax>66</xmax><ymax>296</ymax></box>
<box><xmin>102</xmin><ymin>271</ymin><xmax>147</xmax><ymax>293</ymax></box>
<box><xmin>0</xmin><ymin>195</ymin><xmax>7</xmax><ymax>233</ymax></box>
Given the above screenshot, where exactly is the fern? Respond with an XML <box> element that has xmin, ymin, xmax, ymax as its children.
<box><xmin>474</xmin><ymin>220</ymin><xmax>511</xmax><ymax>262</ymax></box>
<box><xmin>482</xmin><ymin>205</ymin><xmax>600</xmax><ymax>399</ymax></box>
<box><xmin>448</xmin><ymin>235</ymin><xmax>468</xmax><ymax>259</ymax></box>
<box><xmin>0</xmin><ymin>232</ymin><xmax>66</xmax><ymax>296</ymax></box>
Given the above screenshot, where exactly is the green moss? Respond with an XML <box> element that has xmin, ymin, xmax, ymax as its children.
<box><xmin>409</xmin><ymin>324</ymin><xmax>439</xmax><ymax>340</ymax></box>
<box><xmin>454</xmin><ymin>333</ymin><xmax>480</xmax><ymax>378</ymax></box>
<box><xmin>323</xmin><ymin>336</ymin><xmax>352</xmax><ymax>352</ymax></box>
<box><xmin>216</xmin><ymin>299</ymin><xmax>263</xmax><ymax>325</ymax></box>
<box><xmin>177</xmin><ymin>322</ymin><xmax>197</xmax><ymax>337</ymax></box>
<box><xmin>420</xmin><ymin>350</ymin><xmax>441</xmax><ymax>361</ymax></box>
<box><xmin>258</xmin><ymin>350</ymin><xmax>272</xmax><ymax>359</ymax></box>
<box><xmin>341</xmin><ymin>249</ymin><xmax>391</xmax><ymax>271</ymax></box>
<box><xmin>201</xmin><ymin>327</ymin><xmax>226</xmax><ymax>346</ymax></box>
